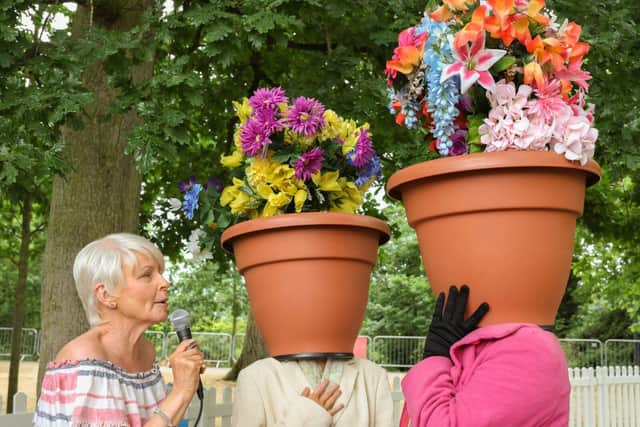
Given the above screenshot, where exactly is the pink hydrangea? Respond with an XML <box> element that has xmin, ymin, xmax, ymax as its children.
<box><xmin>479</xmin><ymin>80</ymin><xmax>597</xmax><ymax>164</ymax></box>
<box><xmin>479</xmin><ymin>80</ymin><xmax>551</xmax><ymax>152</ymax></box>
<box><xmin>551</xmin><ymin>112</ymin><xmax>597</xmax><ymax>165</ymax></box>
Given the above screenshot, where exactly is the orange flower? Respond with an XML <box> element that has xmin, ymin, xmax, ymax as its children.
<box><xmin>568</xmin><ymin>42</ymin><xmax>590</xmax><ymax>64</ymax></box>
<box><xmin>484</xmin><ymin>0</ymin><xmax>517</xmax><ymax>46</ymax></box>
<box><xmin>512</xmin><ymin>15</ymin><xmax>532</xmax><ymax>45</ymax></box>
<box><xmin>444</xmin><ymin>0</ymin><xmax>475</xmax><ymax>11</ymax></box>
<box><xmin>526</xmin><ymin>0</ymin><xmax>550</xmax><ymax>26</ymax></box>
<box><xmin>524</xmin><ymin>61</ymin><xmax>545</xmax><ymax>89</ymax></box>
<box><xmin>558</xmin><ymin>22</ymin><xmax>590</xmax><ymax>64</ymax></box>
<box><xmin>431</xmin><ymin>0</ymin><xmax>475</xmax><ymax>21</ymax></box>
<box><xmin>559</xmin><ymin>22</ymin><xmax>582</xmax><ymax>46</ymax></box>
<box><xmin>431</xmin><ymin>5</ymin><xmax>454</xmax><ymax>21</ymax></box>
<box><xmin>525</xmin><ymin>35</ymin><xmax>567</xmax><ymax>72</ymax></box>
<box><xmin>463</xmin><ymin>5</ymin><xmax>488</xmax><ymax>34</ymax></box>
<box><xmin>386</xmin><ymin>46</ymin><xmax>423</xmax><ymax>74</ymax></box>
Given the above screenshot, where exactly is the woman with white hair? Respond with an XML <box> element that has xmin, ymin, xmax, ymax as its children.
<box><xmin>34</xmin><ymin>233</ymin><xmax>204</xmax><ymax>427</ymax></box>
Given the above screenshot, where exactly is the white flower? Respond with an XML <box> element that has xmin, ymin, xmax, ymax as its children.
<box><xmin>167</xmin><ymin>198</ymin><xmax>182</xmax><ymax>212</ymax></box>
<box><xmin>187</xmin><ymin>229</ymin><xmax>213</xmax><ymax>261</ymax></box>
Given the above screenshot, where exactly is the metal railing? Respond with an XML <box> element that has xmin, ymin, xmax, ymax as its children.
<box><xmin>167</xmin><ymin>332</ymin><xmax>233</xmax><ymax>367</ymax></box>
<box><xmin>604</xmin><ymin>339</ymin><xmax>640</xmax><ymax>366</ymax></box>
<box><xmin>0</xmin><ymin>328</ymin><xmax>39</xmax><ymax>359</ymax></box>
<box><xmin>144</xmin><ymin>330</ymin><xmax>167</xmax><ymax>361</ymax></box>
<box><xmin>371</xmin><ymin>335</ymin><xmax>425</xmax><ymax>368</ymax></box>
<box><xmin>1</xmin><ymin>328</ymin><xmax>639</xmax><ymax>369</ymax></box>
<box><xmin>559</xmin><ymin>338</ymin><xmax>604</xmax><ymax>368</ymax></box>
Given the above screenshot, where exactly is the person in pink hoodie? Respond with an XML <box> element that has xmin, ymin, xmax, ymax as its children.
<box><xmin>401</xmin><ymin>285</ymin><xmax>570</xmax><ymax>427</ymax></box>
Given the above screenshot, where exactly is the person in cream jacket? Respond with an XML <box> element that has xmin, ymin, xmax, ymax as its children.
<box><xmin>231</xmin><ymin>356</ymin><xmax>393</xmax><ymax>426</ymax></box>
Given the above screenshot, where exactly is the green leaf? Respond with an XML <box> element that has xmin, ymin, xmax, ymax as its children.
<box><xmin>491</xmin><ymin>55</ymin><xmax>516</xmax><ymax>73</ymax></box>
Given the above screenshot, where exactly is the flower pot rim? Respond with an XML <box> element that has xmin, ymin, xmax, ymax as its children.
<box><xmin>220</xmin><ymin>212</ymin><xmax>391</xmax><ymax>253</ymax></box>
<box><xmin>386</xmin><ymin>151</ymin><xmax>602</xmax><ymax>201</ymax></box>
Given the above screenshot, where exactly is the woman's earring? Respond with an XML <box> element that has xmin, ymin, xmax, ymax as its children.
<box><xmin>110</xmin><ymin>302</ymin><xmax>117</xmax><ymax>309</ymax></box>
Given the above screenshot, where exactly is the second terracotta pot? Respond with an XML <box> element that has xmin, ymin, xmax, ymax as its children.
<box><xmin>221</xmin><ymin>212</ymin><xmax>390</xmax><ymax>359</ymax></box>
<box><xmin>387</xmin><ymin>151</ymin><xmax>601</xmax><ymax>327</ymax></box>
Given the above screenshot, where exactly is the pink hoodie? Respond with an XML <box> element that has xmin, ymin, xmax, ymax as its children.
<box><xmin>401</xmin><ymin>323</ymin><xmax>570</xmax><ymax>427</ymax></box>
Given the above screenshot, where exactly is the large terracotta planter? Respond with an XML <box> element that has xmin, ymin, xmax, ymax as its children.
<box><xmin>386</xmin><ymin>151</ymin><xmax>601</xmax><ymax>327</ymax></box>
<box><xmin>221</xmin><ymin>212</ymin><xmax>390</xmax><ymax>359</ymax></box>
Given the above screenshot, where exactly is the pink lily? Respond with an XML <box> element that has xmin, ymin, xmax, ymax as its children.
<box><xmin>441</xmin><ymin>30</ymin><xmax>507</xmax><ymax>93</ymax></box>
<box><xmin>555</xmin><ymin>58</ymin><xmax>592</xmax><ymax>91</ymax></box>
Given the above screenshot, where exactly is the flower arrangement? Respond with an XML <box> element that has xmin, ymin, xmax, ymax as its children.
<box><xmin>385</xmin><ymin>0</ymin><xmax>597</xmax><ymax>165</ymax></box>
<box><xmin>175</xmin><ymin>87</ymin><xmax>382</xmax><ymax>259</ymax></box>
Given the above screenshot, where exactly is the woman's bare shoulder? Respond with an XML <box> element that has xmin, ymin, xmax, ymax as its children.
<box><xmin>53</xmin><ymin>329</ymin><xmax>107</xmax><ymax>362</ymax></box>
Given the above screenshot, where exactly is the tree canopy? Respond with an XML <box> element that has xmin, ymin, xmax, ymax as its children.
<box><xmin>0</xmin><ymin>0</ymin><xmax>639</xmax><ymax>364</ymax></box>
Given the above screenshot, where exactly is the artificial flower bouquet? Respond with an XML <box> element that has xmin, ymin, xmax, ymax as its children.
<box><xmin>385</xmin><ymin>0</ymin><xmax>598</xmax><ymax>165</ymax></box>
<box><xmin>177</xmin><ymin>87</ymin><xmax>382</xmax><ymax>260</ymax></box>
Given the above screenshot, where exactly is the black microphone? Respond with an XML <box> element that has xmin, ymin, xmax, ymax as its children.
<box><xmin>169</xmin><ymin>309</ymin><xmax>204</xmax><ymax>401</ymax></box>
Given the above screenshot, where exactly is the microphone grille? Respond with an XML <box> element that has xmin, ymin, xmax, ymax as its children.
<box><xmin>169</xmin><ymin>309</ymin><xmax>192</xmax><ymax>330</ymax></box>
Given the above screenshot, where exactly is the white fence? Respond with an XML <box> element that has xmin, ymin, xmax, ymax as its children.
<box><xmin>569</xmin><ymin>366</ymin><xmax>640</xmax><ymax>426</ymax></box>
<box><xmin>2</xmin><ymin>367</ymin><xmax>639</xmax><ymax>426</ymax></box>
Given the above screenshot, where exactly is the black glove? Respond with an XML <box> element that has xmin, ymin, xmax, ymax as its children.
<box><xmin>423</xmin><ymin>284</ymin><xmax>490</xmax><ymax>359</ymax></box>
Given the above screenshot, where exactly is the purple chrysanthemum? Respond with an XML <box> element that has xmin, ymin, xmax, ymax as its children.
<box><xmin>287</xmin><ymin>97</ymin><xmax>325</xmax><ymax>136</ymax></box>
<box><xmin>293</xmin><ymin>147</ymin><xmax>324</xmax><ymax>181</ymax></box>
<box><xmin>249</xmin><ymin>87</ymin><xmax>288</xmax><ymax>113</ymax></box>
<box><xmin>254</xmin><ymin>108</ymin><xmax>285</xmax><ymax>133</ymax></box>
<box><xmin>351</xmin><ymin>128</ymin><xmax>374</xmax><ymax>167</ymax></box>
<box><xmin>240</xmin><ymin>118</ymin><xmax>272</xmax><ymax>157</ymax></box>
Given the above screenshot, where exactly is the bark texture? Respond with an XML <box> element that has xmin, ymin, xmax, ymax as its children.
<box><xmin>37</xmin><ymin>0</ymin><xmax>153</xmax><ymax>390</ymax></box>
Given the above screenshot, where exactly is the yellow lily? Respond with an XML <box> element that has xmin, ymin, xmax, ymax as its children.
<box><xmin>329</xmin><ymin>179</ymin><xmax>362</xmax><ymax>213</ymax></box>
<box><xmin>312</xmin><ymin>171</ymin><xmax>342</xmax><ymax>192</ymax></box>
<box><xmin>233</xmin><ymin>98</ymin><xmax>252</xmax><ymax>123</ymax></box>
<box><xmin>319</xmin><ymin>110</ymin><xmax>341</xmax><ymax>140</ymax></box>
<box><xmin>220</xmin><ymin>150</ymin><xmax>244</xmax><ymax>168</ymax></box>
<box><xmin>261</xmin><ymin>191</ymin><xmax>291</xmax><ymax>217</ymax></box>
<box><xmin>294</xmin><ymin>188</ymin><xmax>307</xmax><ymax>212</ymax></box>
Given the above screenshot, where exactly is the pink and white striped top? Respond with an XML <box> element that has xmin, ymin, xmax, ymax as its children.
<box><xmin>33</xmin><ymin>359</ymin><xmax>167</xmax><ymax>427</ymax></box>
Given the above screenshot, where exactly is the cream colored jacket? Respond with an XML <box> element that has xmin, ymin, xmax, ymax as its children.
<box><xmin>231</xmin><ymin>357</ymin><xmax>394</xmax><ymax>427</ymax></box>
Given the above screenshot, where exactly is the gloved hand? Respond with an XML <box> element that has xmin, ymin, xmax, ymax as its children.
<box><xmin>423</xmin><ymin>284</ymin><xmax>490</xmax><ymax>359</ymax></box>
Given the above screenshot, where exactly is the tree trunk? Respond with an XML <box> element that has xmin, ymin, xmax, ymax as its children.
<box><xmin>231</xmin><ymin>271</ymin><xmax>238</xmax><ymax>338</ymax></box>
<box><xmin>38</xmin><ymin>1</ymin><xmax>153</xmax><ymax>390</ymax></box>
<box><xmin>224</xmin><ymin>310</ymin><xmax>268</xmax><ymax>380</ymax></box>
<box><xmin>7</xmin><ymin>192</ymin><xmax>32</xmax><ymax>413</ymax></box>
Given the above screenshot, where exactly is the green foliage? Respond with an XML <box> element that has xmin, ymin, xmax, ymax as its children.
<box><xmin>149</xmin><ymin>260</ymin><xmax>248</xmax><ymax>333</ymax></box>
<box><xmin>363</xmin><ymin>203</ymin><xmax>434</xmax><ymax>337</ymax></box>
<box><xmin>1</xmin><ymin>0</ymin><xmax>639</xmax><ymax>340</ymax></box>
<box><xmin>546</xmin><ymin>0</ymin><xmax>640</xmax><ymax>335</ymax></box>
<box><xmin>548</xmin><ymin>0</ymin><xmax>640</xmax><ymax>178</ymax></box>
<box><xmin>0</xmin><ymin>197</ymin><xmax>46</xmax><ymax>328</ymax></box>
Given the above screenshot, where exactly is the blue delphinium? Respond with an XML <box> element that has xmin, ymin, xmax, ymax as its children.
<box><xmin>182</xmin><ymin>183</ymin><xmax>202</xmax><ymax>219</ymax></box>
<box><xmin>416</xmin><ymin>14</ymin><xmax>460</xmax><ymax>156</ymax></box>
<box><xmin>355</xmin><ymin>154</ymin><xmax>382</xmax><ymax>188</ymax></box>
<box><xmin>387</xmin><ymin>87</ymin><xmax>422</xmax><ymax>129</ymax></box>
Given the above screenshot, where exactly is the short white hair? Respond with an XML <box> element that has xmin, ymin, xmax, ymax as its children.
<box><xmin>73</xmin><ymin>233</ymin><xmax>165</xmax><ymax>326</ymax></box>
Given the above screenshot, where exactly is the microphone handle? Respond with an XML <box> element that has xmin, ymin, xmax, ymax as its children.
<box><xmin>175</xmin><ymin>328</ymin><xmax>204</xmax><ymax>401</ymax></box>
<box><xmin>176</xmin><ymin>328</ymin><xmax>192</xmax><ymax>342</ymax></box>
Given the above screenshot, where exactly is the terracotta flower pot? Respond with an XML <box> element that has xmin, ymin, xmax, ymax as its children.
<box><xmin>386</xmin><ymin>151</ymin><xmax>601</xmax><ymax>327</ymax></box>
<box><xmin>221</xmin><ymin>212</ymin><xmax>390</xmax><ymax>359</ymax></box>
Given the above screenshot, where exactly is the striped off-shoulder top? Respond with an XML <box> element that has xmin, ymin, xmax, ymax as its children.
<box><xmin>33</xmin><ymin>359</ymin><xmax>167</xmax><ymax>427</ymax></box>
